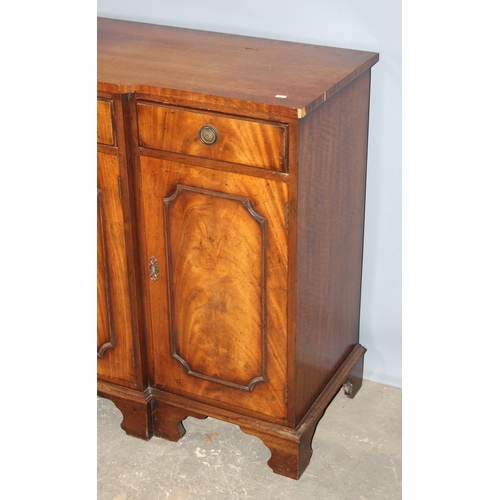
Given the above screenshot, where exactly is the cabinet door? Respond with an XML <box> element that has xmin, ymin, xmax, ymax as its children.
<box><xmin>97</xmin><ymin>148</ymin><xmax>136</xmax><ymax>385</ymax></box>
<box><xmin>138</xmin><ymin>156</ymin><xmax>289</xmax><ymax>421</ymax></box>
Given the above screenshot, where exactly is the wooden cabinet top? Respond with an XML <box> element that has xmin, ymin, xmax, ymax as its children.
<box><xmin>97</xmin><ymin>17</ymin><xmax>378</xmax><ymax>118</ymax></box>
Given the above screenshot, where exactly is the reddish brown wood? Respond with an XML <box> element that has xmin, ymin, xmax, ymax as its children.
<box><xmin>136</xmin><ymin>102</ymin><xmax>287</xmax><ymax>171</ymax></box>
<box><xmin>239</xmin><ymin>422</ymin><xmax>316</xmax><ymax>480</ymax></box>
<box><xmin>98</xmin><ymin>383</ymin><xmax>154</xmax><ymax>440</ymax></box>
<box><xmin>284</xmin><ymin>118</ymin><xmax>300</xmax><ymax>425</ymax></box>
<box><xmin>135</xmin><ymin>155</ymin><xmax>289</xmax><ymax>422</ymax></box>
<box><xmin>117</xmin><ymin>94</ymin><xmax>150</xmax><ymax>392</ymax></box>
<box><xmin>152</xmin><ymin>400</ymin><xmax>207</xmax><ymax>442</ymax></box>
<box><xmin>97</xmin><ymin>98</ymin><xmax>115</xmax><ymax>145</ymax></box>
<box><xmin>344</xmin><ymin>354</ymin><xmax>365</xmax><ymax>399</ymax></box>
<box><xmin>97</xmin><ymin>94</ymin><xmax>146</xmax><ymax>391</ymax></box>
<box><xmin>294</xmin><ymin>70</ymin><xmax>372</xmax><ymax>422</ymax></box>
<box><xmin>97</xmin><ymin>18</ymin><xmax>378</xmax><ymax>480</ymax></box>
<box><xmin>96</xmin><ymin>149</ymin><xmax>136</xmax><ymax>385</ymax></box>
<box><xmin>138</xmin><ymin>146</ymin><xmax>290</xmax><ymax>183</ymax></box>
<box><xmin>97</xmin><ymin>187</ymin><xmax>115</xmax><ymax>357</ymax></box>
<box><xmin>97</xmin><ymin>17</ymin><xmax>378</xmax><ymax>118</ymax></box>
<box><xmin>148</xmin><ymin>344</ymin><xmax>365</xmax><ymax>479</ymax></box>
<box><xmin>243</xmin><ymin>343</ymin><xmax>367</xmax><ymax>479</ymax></box>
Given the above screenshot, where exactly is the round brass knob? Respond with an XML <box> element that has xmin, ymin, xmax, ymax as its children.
<box><xmin>199</xmin><ymin>125</ymin><xmax>218</xmax><ymax>146</ymax></box>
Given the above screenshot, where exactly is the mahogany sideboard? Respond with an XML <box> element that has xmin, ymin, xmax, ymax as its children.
<box><xmin>97</xmin><ymin>17</ymin><xmax>379</xmax><ymax>480</ymax></box>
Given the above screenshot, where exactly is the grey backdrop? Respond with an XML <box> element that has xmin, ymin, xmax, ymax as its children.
<box><xmin>97</xmin><ymin>0</ymin><xmax>402</xmax><ymax>388</ymax></box>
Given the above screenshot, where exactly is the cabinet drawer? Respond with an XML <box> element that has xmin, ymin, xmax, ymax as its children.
<box><xmin>97</xmin><ymin>99</ymin><xmax>115</xmax><ymax>145</ymax></box>
<box><xmin>137</xmin><ymin>103</ymin><xmax>287</xmax><ymax>171</ymax></box>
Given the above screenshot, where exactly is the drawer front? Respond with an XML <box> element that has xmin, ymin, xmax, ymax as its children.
<box><xmin>137</xmin><ymin>103</ymin><xmax>287</xmax><ymax>171</ymax></box>
<box><xmin>97</xmin><ymin>99</ymin><xmax>115</xmax><ymax>145</ymax></box>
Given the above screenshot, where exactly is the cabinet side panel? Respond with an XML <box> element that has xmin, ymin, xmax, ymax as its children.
<box><xmin>295</xmin><ymin>70</ymin><xmax>371</xmax><ymax>421</ymax></box>
<box><xmin>97</xmin><ymin>188</ymin><xmax>115</xmax><ymax>356</ymax></box>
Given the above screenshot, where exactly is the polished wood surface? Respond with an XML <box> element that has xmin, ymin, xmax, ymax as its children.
<box><xmin>97</xmin><ymin>382</ymin><xmax>154</xmax><ymax>440</ymax></box>
<box><xmin>96</xmin><ymin>151</ymin><xmax>136</xmax><ymax>384</ymax></box>
<box><xmin>294</xmin><ymin>70</ymin><xmax>372</xmax><ymax>421</ymax></box>
<box><xmin>97</xmin><ymin>99</ymin><xmax>115</xmax><ymax>145</ymax></box>
<box><xmin>97</xmin><ymin>94</ymin><xmax>146</xmax><ymax>391</ymax></box>
<box><xmin>97</xmin><ymin>187</ymin><xmax>114</xmax><ymax>357</ymax></box>
<box><xmin>98</xmin><ymin>17</ymin><xmax>378</xmax><ymax>117</ymax></box>
<box><xmin>136</xmin><ymin>156</ymin><xmax>289</xmax><ymax>421</ymax></box>
<box><xmin>137</xmin><ymin>102</ymin><xmax>286</xmax><ymax>171</ymax></box>
<box><xmin>97</xmin><ymin>18</ymin><xmax>378</xmax><ymax>479</ymax></box>
<box><xmin>164</xmin><ymin>185</ymin><xmax>267</xmax><ymax>391</ymax></box>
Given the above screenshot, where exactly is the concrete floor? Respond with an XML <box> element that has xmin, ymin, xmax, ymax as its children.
<box><xmin>98</xmin><ymin>380</ymin><xmax>401</xmax><ymax>499</ymax></box>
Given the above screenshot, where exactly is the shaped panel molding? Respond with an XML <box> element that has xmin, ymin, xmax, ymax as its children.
<box><xmin>164</xmin><ymin>184</ymin><xmax>268</xmax><ymax>391</ymax></box>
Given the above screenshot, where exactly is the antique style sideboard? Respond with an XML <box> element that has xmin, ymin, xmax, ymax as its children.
<box><xmin>97</xmin><ymin>17</ymin><xmax>379</xmax><ymax>479</ymax></box>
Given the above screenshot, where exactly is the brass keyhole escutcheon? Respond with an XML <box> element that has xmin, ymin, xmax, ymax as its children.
<box><xmin>199</xmin><ymin>125</ymin><xmax>218</xmax><ymax>146</ymax></box>
<box><xmin>149</xmin><ymin>256</ymin><xmax>159</xmax><ymax>281</ymax></box>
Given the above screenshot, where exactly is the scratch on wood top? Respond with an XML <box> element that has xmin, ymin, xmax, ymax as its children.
<box><xmin>297</xmin><ymin>108</ymin><xmax>306</xmax><ymax>119</ymax></box>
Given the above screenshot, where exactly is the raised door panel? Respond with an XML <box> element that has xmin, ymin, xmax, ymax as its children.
<box><xmin>97</xmin><ymin>151</ymin><xmax>136</xmax><ymax>385</ymax></box>
<box><xmin>165</xmin><ymin>185</ymin><xmax>267</xmax><ymax>391</ymax></box>
<box><xmin>138</xmin><ymin>156</ymin><xmax>288</xmax><ymax>422</ymax></box>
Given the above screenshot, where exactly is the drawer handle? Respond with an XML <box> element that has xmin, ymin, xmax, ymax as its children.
<box><xmin>198</xmin><ymin>125</ymin><xmax>218</xmax><ymax>146</ymax></box>
<box><xmin>149</xmin><ymin>256</ymin><xmax>159</xmax><ymax>281</ymax></box>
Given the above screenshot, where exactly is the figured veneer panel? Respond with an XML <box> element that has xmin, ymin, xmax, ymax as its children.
<box><xmin>164</xmin><ymin>185</ymin><xmax>267</xmax><ymax>391</ymax></box>
<box><xmin>137</xmin><ymin>103</ymin><xmax>287</xmax><ymax>171</ymax></box>
<box><xmin>97</xmin><ymin>151</ymin><xmax>136</xmax><ymax>385</ymax></box>
<box><xmin>98</xmin><ymin>18</ymin><xmax>378</xmax><ymax>117</ymax></box>
<box><xmin>97</xmin><ymin>99</ymin><xmax>115</xmax><ymax>145</ymax></box>
<box><xmin>97</xmin><ymin>188</ymin><xmax>115</xmax><ymax>357</ymax></box>
<box><xmin>138</xmin><ymin>156</ymin><xmax>288</xmax><ymax>421</ymax></box>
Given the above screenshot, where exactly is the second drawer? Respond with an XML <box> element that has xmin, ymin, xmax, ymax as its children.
<box><xmin>137</xmin><ymin>102</ymin><xmax>287</xmax><ymax>171</ymax></box>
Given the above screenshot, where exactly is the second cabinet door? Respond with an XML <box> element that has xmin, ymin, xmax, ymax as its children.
<box><xmin>97</xmin><ymin>149</ymin><xmax>136</xmax><ymax>386</ymax></box>
<box><xmin>137</xmin><ymin>156</ymin><xmax>289</xmax><ymax>422</ymax></box>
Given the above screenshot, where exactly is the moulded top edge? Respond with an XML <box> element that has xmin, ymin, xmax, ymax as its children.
<box><xmin>97</xmin><ymin>18</ymin><xmax>379</xmax><ymax>119</ymax></box>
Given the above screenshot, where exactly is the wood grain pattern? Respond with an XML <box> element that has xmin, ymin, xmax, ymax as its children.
<box><xmin>97</xmin><ymin>99</ymin><xmax>115</xmax><ymax>145</ymax></box>
<box><xmin>152</xmin><ymin>400</ymin><xmax>207</xmax><ymax>442</ymax></box>
<box><xmin>97</xmin><ymin>17</ymin><xmax>378</xmax><ymax>117</ymax></box>
<box><xmin>294</xmin><ymin>70</ymin><xmax>372</xmax><ymax>422</ymax></box>
<box><xmin>97</xmin><ymin>151</ymin><xmax>136</xmax><ymax>385</ymax></box>
<box><xmin>148</xmin><ymin>343</ymin><xmax>366</xmax><ymax>479</ymax></box>
<box><xmin>137</xmin><ymin>103</ymin><xmax>286</xmax><ymax>171</ymax></box>
<box><xmin>136</xmin><ymin>156</ymin><xmax>289</xmax><ymax>422</ymax></box>
<box><xmin>97</xmin><ymin>382</ymin><xmax>154</xmax><ymax>440</ymax></box>
<box><xmin>97</xmin><ymin>19</ymin><xmax>378</xmax><ymax>479</ymax></box>
<box><xmin>97</xmin><ymin>188</ymin><xmax>115</xmax><ymax>357</ymax></box>
<box><xmin>164</xmin><ymin>185</ymin><xmax>267</xmax><ymax>391</ymax></box>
